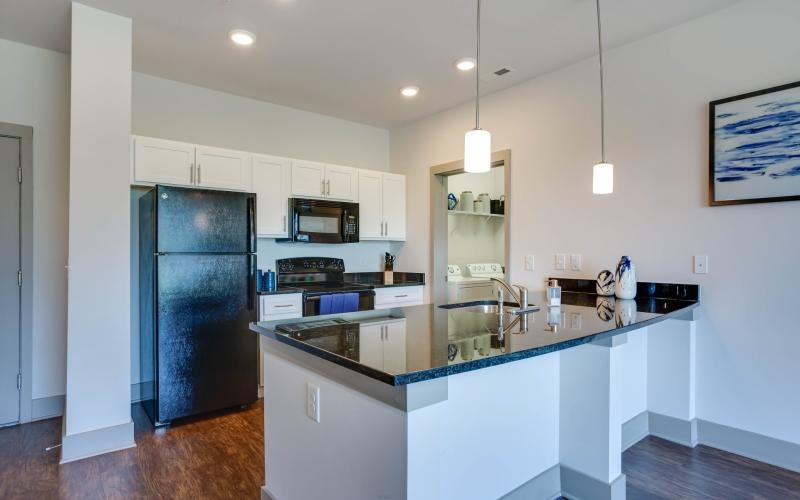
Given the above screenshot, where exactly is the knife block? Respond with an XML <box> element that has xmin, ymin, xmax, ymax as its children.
<box><xmin>383</xmin><ymin>270</ymin><xmax>394</xmax><ymax>285</ymax></box>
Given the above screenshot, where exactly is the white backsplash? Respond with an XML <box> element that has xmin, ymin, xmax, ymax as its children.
<box><xmin>257</xmin><ymin>238</ymin><xmax>406</xmax><ymax>273</ymax></box>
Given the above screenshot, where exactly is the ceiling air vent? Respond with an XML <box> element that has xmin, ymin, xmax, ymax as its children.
<box><xmin>493</xmin><ymin>67</ymin><xmax>514</xmax><ymax>76</ymax></box>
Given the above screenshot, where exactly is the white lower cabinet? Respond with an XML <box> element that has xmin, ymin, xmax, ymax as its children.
<box><xmin>357</xmin><ymin>319</ymin><xmax>407</xmax><ymax>373</ymax></box>
<box><xmin>258</xmin><ymin>293</ymin><xmax>304</xmax><ymax>393</ymax></box>
<box><xmin>373</xmin><ymin>286</ymin><xmax>424</xmax><ymax>310</ymax></box>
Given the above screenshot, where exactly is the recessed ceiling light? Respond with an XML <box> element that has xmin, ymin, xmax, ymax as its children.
<box><xmin>400</xmin><ymin>86</ymin><xmax>419</xmax><ymax>98</ymax></box>
<box><xmin>455</xmin><ymin>58</ymin><xmax>476</xmax><ymax>71</ymax></box>
<box><xmin>229</xmin><ymin>29</ymin><xmax>255</xmax><ymax>46</ymax></box>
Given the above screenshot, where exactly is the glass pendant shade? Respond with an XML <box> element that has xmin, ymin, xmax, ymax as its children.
<box><xmin>464</xmin><ymin>128</ymin><xmax>491</xmax><ymax>173</ymax></box>
<box><xmin>592</xmin><ymin>162</ymin><xmax>614</xmax><ymax>194</ymax></box>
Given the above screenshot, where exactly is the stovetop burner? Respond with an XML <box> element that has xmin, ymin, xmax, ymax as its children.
<box><xmin>276</xmin><ymin>257</ymin><xmax>373</xmax><ymax>296</ymax></box>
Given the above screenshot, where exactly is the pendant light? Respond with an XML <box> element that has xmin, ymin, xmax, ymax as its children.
<box><xmin>464</xmin><ymin>0</ymin><xmax>491</xmax><ymax>173</ymax></box>
<box><xmin>592</xmin><ymin>0</ymin><xmax>613</xmax><ymax>194</ymax></box>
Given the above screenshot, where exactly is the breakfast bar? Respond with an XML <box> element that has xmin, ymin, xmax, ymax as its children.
<box><xmin>251</xmin><ymin>281</ymin><xmax>700</xmax><ymax>500</ymax></box>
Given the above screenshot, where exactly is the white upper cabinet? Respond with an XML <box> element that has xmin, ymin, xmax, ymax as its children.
<box><xmin>252</xmin><ymin>154</ymin><xmax>291</xmax><ymax>238</ymax></box>
<box><xmin>382</xmin><ymin>173</ymin><xmax>406</xmax><ymax>241</ymax></box>
<box><xmin>291</xmin><ymin>160</ymin><xmax>327</xmax><ymax>198</ymax></box>
<box><xmin>195</xmin><ymin>145</ymin><xmax>251</xmax><ymax>191</ymax></box>
<box><xmin>358</xmin><ymin>170</ymin><xmax>406</xmax><ymax>241</ymax></box>
<box><xmin>358</xmin><ymin>170</ymin><xmax>383</xmax><ymax>239</ymax></box>
<box><xmin>133</xmin><ymin>136</ymin><xmax>194</xmax><ymax>186</ymax></box>
<box><xmin>325</xmin><ymin>164</ymin><xmax>357</xmax><ymax>201</ymax></box>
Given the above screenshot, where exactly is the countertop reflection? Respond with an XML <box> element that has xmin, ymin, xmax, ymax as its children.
<box><xmin>251</xmin><ymin>291</ymin><xmax>699</xmax><ymax>386</ymax></box>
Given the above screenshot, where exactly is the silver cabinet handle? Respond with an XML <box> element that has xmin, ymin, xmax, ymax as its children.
<box><xmin>385</xmin><ymin>221</ymin><xmax>388</xmax><ymax>236</ymax></box>
<box><xmin>395</xmin><ymin>294</ymin><xmax>408</xmax><ymax>298</ymax></box>
<box><xmin>283</xmin><ymin>215</ymin><xmax>287</xmax><ymax>232</ymax></box>
<box><xmin>197</xmin><ymin>164</ymin><xmax>202</xmax><ymax>184</ymax></box>
<box><xmin>274</xmin><ymin>304</ymin><xmax>293</xmax><ymax>308</ymax></box>
<box><xmin>190</xmin><ymin>163</ymin><xmax>194</xmax><ymax>184</ymax></box>
<box><xmin>321</xmin><ymin>179</ymin><xmax>325</xmax><ymax>195</ymax></box>
<box><xmin>326</xmin><ymin>179</ymin><xmax>331</xmax><ymax>195</ymax></box>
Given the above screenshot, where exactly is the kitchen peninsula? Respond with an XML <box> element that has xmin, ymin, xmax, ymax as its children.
<box><xmin>252</xmin><ymin>280</ymin><xmax>700</xmax><ymax>500</ymax></box>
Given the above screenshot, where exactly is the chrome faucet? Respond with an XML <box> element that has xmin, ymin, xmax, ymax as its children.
<box><xmin>490</xmin><ymin>278</ymin><xmax>529</xmax><ymax>310</ymax></box>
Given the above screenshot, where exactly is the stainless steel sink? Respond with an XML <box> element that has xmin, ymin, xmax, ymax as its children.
<box><xmin>440</xmin><ymin>300</ymin><xmax>540</xmax><ymax>316</ymax></box>
<box><xmin>456</xmin><ymin>304</ymin><xmax>519</xmax><ymax>315</ymax></box>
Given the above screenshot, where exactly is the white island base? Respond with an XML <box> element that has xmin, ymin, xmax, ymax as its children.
<box><xmin>258</xmin><ymin>315</ymin><xmax>696</xmax><ymax>500</ymax></box>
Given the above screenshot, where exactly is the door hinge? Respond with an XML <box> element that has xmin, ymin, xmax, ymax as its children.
<box><xmin>18</xmin><ymin>167</ymin><xmax>22</xmax><ymax>183</ymax></box>
<box><xmin>17</xmin><ymin>270</ymin><xmax>22</xmax><ymax>287</ymax></box>
<box><xmin>17</xmin><ymin>373</ymin><xmax>22</xmax><ymax>391</ymax></box>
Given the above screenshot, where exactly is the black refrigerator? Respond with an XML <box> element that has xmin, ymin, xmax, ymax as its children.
<box><xmin>139</xmin><ymin>185</ymin><xmax>258</xmax><ymax>426</ymax></box>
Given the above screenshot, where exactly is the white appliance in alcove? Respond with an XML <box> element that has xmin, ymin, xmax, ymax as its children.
<box><xmin>446</xmin><ymin>263</ymin><xmax>504</xmax><ymax>302</ymax></box>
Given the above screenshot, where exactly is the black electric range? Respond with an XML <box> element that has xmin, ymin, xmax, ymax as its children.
<box><xmin>276</xmin><ymin>258</ymin><xmax>375</xmax><ymax>316</ymax></box>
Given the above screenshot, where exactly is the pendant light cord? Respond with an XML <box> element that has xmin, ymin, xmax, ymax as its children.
<box><xmin>475</xmin><ymin>0</ymin><xmax>481</xmax><ymax>130</ymax></box>
<box><xmin>596</xmin><ymin>0</ymin><xmax>606</xmax><ymax>163</ymax></box>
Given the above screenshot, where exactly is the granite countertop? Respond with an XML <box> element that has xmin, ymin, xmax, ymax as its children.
<box><xmin>257</xmin><ymin>287</ymin><xmax>304</xmax><ymax>296</ymax></box>
<box><xmin>251</xmin><ymin>280</ymin><xmax>699</xmax><ymax>386</ymax></box>
<box><xmin>343</xmin><ymin>272</ymin><xmax>425</xmax><ymax>289</ymax></box>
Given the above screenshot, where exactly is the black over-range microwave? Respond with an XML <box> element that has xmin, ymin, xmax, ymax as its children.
<box><xmin>279</xmin><ymin>198</ymin><xmax>359</xmax><ymax>244</ymax></box>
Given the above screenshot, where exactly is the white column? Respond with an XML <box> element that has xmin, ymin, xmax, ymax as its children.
<box><xmin>62</xmin><ymin>2</ymin><xmax>134</xmax><ymax>463</ymax></box>
<box><xmin>647</xmin><ymin>318</ymin><xmax>697</xmax><ymax>446</ymax></box>
<box><xmin>560</xmin><ymin>336</ymin><xmax>627</xmax><ymax>500</ymax></box>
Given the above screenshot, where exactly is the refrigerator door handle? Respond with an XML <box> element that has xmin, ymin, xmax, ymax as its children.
<box><xmin>248</xmin><ymin>254</ymin><xmax>256</xmax><ymax>311</ymax></box>
<box><xmin>247</xmin><ymin>196</ymin><xmax>256</xmax><ymax>253</ymax></box>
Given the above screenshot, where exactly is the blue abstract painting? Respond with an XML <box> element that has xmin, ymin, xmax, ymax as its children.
<box><xmin>712</xmin><ymin>83</ymin><xmax>800</xmax><ymax>204</ymax></box>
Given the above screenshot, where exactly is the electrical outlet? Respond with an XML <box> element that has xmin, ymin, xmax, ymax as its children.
<box><xmin>570</xmin><ymin>254</ymin><xmax>582</xmax><ymax>271</ymax></box>
<box><xmin>306</xmin><ymin>383</ymin><xmax>321</xmax><ymax>423</ymax></box>
<box><xmin>524</xmin><ymin>255</ymin><xmax>534</xmax><ymax>271</ymax></box>
<box><xmin>554</xmin><ymin>253</ymin><xmax>567</xmax><ymax>271</ymax></box>
<box><xmin>693</xmin><ymin>255</ymin><xmax>709</xmax><ymax>274</ymax></box>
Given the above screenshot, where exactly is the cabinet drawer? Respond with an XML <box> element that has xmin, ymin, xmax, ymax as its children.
<box><xmin>373</xmin><ymin>286</ymin><xmax>423</xmax><ymax>306</ymax></box>
<box><xmin>259</xmin><ymin>294</ymin><xmax>303</xmax><ymax>321</ymax></box>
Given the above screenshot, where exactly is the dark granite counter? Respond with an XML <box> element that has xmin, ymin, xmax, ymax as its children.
<box><xmin>251</xmin><ymin>286</ymin><xmax>699</xmax><ymax>386</ymax></box>
<box><xmin>257</xmin><ymin>287</ymin><xmax>304</xmax><ymax>296</ymax></box>
<box><xmin>344</xmin><ymin>272</ymin><xmax>425</xmax><ymax>289</ymax></box>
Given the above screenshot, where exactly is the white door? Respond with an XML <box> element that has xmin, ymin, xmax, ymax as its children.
<box><xmin>382</xmin><ymin>173</ymin><xmax>406</xmax><ymax>241</ymax></box>
<box><xmin>358</xmin><ymin>324</ymin><xmax>384</xmax><ymax>370</ymax></box>
<box><xmin>195</xmin><ymin>146</ymin><xmax>251</xmax><ymax>191</ymax></box>
<box><xmin>252</xmin><ymin>154</ymin><xmax>291</xmax><ymax>237</ymax></box>
<box><xmin>133</xmin><ymin>136</ymin><xmax>194</xmax><ymax>186</ymax></box>
<box><xmin>291</xmin><ymin>160</ymin><xmax>326</xmax><ymax>198</ymax></box>
<box><xmin>358</xmin><ymin>170</ymin><xmax>383</xmax><ymax>239</ymax></box>
<box><xmin>325</xmin><ymin>164</ymin><xmax>357</xmax><ymax>201</ymax></box>
<box><xmin>382</xmin><ymin>320</ymin><xmax>407</xmax><ymax>374</ymax></box>
<box><xmin>0</xmin><ymin>136</ymin><xmax>20</xmax><ymax>426</ymax></box>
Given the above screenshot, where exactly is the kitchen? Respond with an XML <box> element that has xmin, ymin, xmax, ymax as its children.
<box><xmin>1</xmin><ymin>1</ymin><xmax>799</xmax><ymax>499</ymax></box>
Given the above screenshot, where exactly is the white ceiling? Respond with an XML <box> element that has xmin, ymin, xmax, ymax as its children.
<box><xmin>0</xmin><ymin>0</ymin><xmax>738</xmax><ymax>128</ymax></box>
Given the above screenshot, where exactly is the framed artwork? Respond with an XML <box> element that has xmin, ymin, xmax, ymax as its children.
<box><xmin>709</xmin><ymin>80</ymin><xmax>800</xmax><ymax>206</ymax></box>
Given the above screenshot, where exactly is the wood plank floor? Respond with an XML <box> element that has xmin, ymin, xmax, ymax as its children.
<box><xmin>0</xmin><ymin>402</ymin><xmax>798</xmax><ymax>499</ymax></box>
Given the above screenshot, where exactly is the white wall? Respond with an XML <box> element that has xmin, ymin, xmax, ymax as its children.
<box><xmin>65</xmin><ymin>3</ymin><xmax>132</xmax><ymax>437</ymax></box>
<box><xmin>391</xmin><ymin>0</ymin><xmax>800</xmax><ymax>444</ymax></box>
<box><xmin>0</xmin><ymin>39</ymin><xmax>69</xmax><ymax>401</ymax></box>
<box><xmin>132</xmin><ymin>72</ymin><xmax>390</xmax><ymax>171</ymax></box>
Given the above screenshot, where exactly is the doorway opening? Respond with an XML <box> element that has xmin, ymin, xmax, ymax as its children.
<box><xmin>429</xmin><ymin>150</ymin><xmax>510</xmax><ymax>305</ymax></box>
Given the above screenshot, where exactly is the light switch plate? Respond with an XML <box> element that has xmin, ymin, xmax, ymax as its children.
<box><xmin>693</xmin><ymin>255</ymin><xmax>709</xmax><ymax>274</ymax></box>
<box><xmin>306</xmin><ymin>383</ymin><xmax>321</xmax><ymax>423</ymax></box>
<box><xmin>554</xmin><ymin>254</ymin><xmax>567</xmax><ymax>271</ymax></box>
<box><xmin>570</xmin><ymin>254</ymin><xmax>582</xmax><ymax>271</ymax></box>
<box><xmin>525</xmin><ymin>255</ymin><xmax>534</xmax><ymax>271</ymax></box>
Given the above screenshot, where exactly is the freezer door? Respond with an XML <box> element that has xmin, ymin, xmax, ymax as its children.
<box><xmin>156</xmin><ymin>185</ymin><xmax>255</xmax><ymax>253</ymax></box>
<box><xmin>156</xmin><ymin>254</ymin><xmax>257</xmax><ymax>422</ymax></box>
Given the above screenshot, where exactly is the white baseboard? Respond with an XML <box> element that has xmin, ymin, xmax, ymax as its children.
<box><xmin>60</xmin><ymin>420</ymin><xmax>136</xmax><ymax>464</ymax></box>
<box><xmin>31</xmin><ymin>395</ymin><xmax>65</xmax><ymax>421</ymax></box>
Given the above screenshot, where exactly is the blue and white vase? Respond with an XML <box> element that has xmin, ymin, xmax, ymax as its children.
<box><xmin>615</xmin><ymin>299</ymin><xmax>637</xmax><ymax>327</ymax></box>
<box><xmin>614</xmin><ymin>256</ymin><xmax>637</xmax><ymax>299</ymax></box>
<box><xmin>596</xmin><ymin>296</ymin><xmax>615</xmax><ymax>322</ymax></box>
<box><xmin>595</xmin><ymin>270</ymin><xmax>615</xmax><ymax>296</ymax></box>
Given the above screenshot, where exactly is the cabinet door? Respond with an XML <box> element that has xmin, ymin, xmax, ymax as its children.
<box><xmin>382</xmin><ymin>173</ymin><xmax>406</xmax><ymax>241</ymax></box>
<box><xmin>358</xmin><ymin>170</ymin><xmax>383</xmax><ymax>239</ymax></box>
<box><xmin>382</xmin><ymin>320</ymin><xmax>407</xmax><ymax>374</ymax></box>
<box><xmin>358</xmin><ymin>324</ymin><xmax>384</xmax><ymax>371</ymax></box>
<box><xmin>325</xmin><ymin>164</ymin><xmax>357</xmax><ymax>201</ymax></box>
<box><xmin>195</xmin><ymin>146</ymin><xmax>252</xmax><ymax>191</ymax></box>
<box><xmin>252</xmin><ymin>154</ymin><xmax>291</xmax><ymax>237</ymax></box>
<box><xmin>133</xmin><ymin>136</ymin><xmax>194</xmax><ymax>186</ymax></box>
<box><xmin>291</xmin><ymin>160</ymin><xmax>326</xmax><ymax>198</ymax></box>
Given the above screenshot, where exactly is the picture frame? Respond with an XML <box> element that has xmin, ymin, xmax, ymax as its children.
<box><xmin>709</xmin><ymin>80</ymin><xmax>800</xmax><ymax>206</ymax></box>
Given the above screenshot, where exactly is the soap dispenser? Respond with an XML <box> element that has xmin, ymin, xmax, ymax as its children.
<box><xmin>547</xmin><ymin>279</ymin><xmax>561</xmax><ymax>307</ymax></box>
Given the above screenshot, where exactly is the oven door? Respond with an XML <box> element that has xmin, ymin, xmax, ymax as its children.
<box><xmin>289</xmin><ymin>198</ymin><xmax>359</xmax><ymax>244</ymax></box>
<box><xmin>304</xmin><ymin>291</ymin><xmax>375</xmax><ymax>317</ymax></box>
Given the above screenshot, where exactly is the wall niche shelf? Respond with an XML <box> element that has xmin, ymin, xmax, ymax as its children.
<box><xmin>448</xmin><ymin>210</ymin><xmax>504</xmax><ymax>220</ymax></box>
